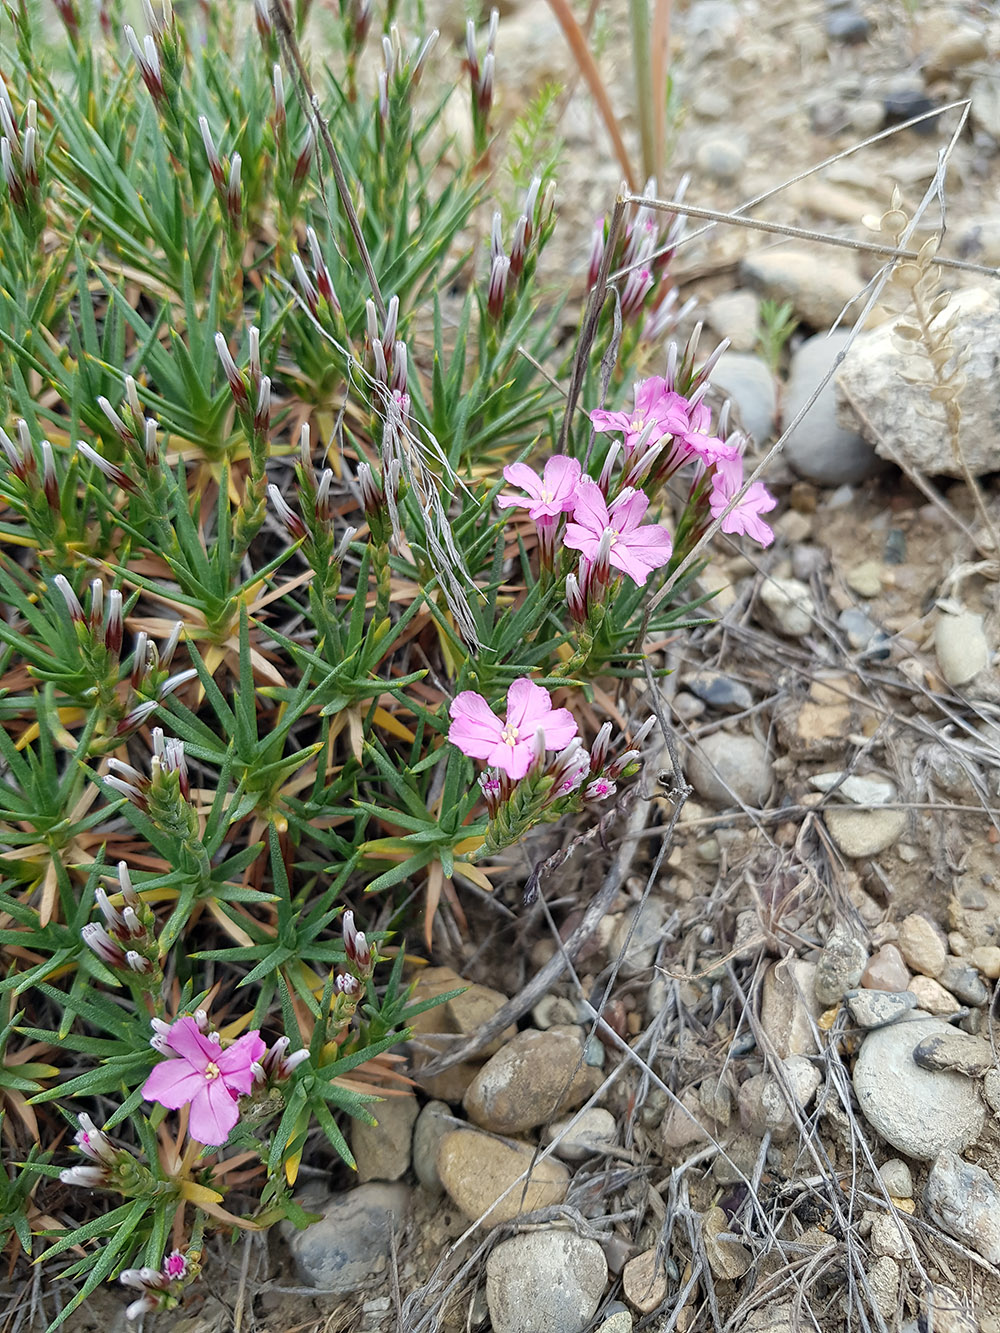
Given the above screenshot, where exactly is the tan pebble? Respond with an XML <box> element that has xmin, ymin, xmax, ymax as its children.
<box><xmin>898</xmin><ymin>914</ymin><xmax>947</xmax><ymax>978</ymax></box>
<box><xmin>891</xmin><ymin>1196</ymin><xmax>916</xmax><ymax>1214</ymax></box>
<box><xmin>907</xmin><ymin>975</ymin><xmax>960</xmax><ymax>1015</ymax></box>
<box><xmin>971</xmin><ymin>946</ymin><xmax>1000</xmax><ymax>980</ymax></box>
<box><xmin>622</xmin><ymin>1249</ymin><xmax>669</xmax><ymax>1314</ymax></box>
<box><xmin>436</xmin><ymin>1130</ymin><xmax>568</xmax><ymax>1227</ymax></box>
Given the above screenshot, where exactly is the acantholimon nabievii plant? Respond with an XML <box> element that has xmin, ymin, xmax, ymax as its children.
<box><xmin>0</xmin><ymin>0</ymin><xmax>777</xmax><ymax>1324</ymax></box>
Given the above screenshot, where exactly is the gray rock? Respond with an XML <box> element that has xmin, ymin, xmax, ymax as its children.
<box><xmin>925</xmin><ymin>1151</ymin><xmax>1000</xmax><ymax>1264</ymax></box>
<box><xmin>607</xmin><ymin>897</ymin><xmax>669</xmax><ymax>977</ymax></box>
<box><xmin>692</xmin><ymin>88</ymin><xmax>732</xmax><ymax>121</ymax></box>
<box><xmin>815</xmin><ymin>923</ymin><xmax>869</xmax><ymax>1005</ymax></box>
<box><xmin>739</xmin><ymin>1057</ymin><xmax>821</xmax><ymax>1138</ymax></box>
<box><xmin>878</xmin><ymin>1158</ymin><xmax>913</xmax><ymax>1198</ymax></box>
<box><xmin>923</xmin><ymin>1285</ymin><xmax>978</xmax><ymax>1333</ymax></box>
<box><xmin>957</xmin><ymin>214</ymin><xmax>1000</xmax><ymax>270</ymax></box>
<box><xmin>486</xmin><ymin>1230</ymin><xmax>608</xmax><ymax>1333</ymax></box>
<box><xmin>935</xmin><ymin>611</ymin><xmax>990</xmax><ymax>687</ymax></box>
<box><xmin>351</xmin><ymin>1092</ymin><xmax>419</xmax><ymax>1183</ymax></box>
<box><xmin>984</xmin><ymin>1068</ymin><xmax>1000</xmax><ymax>1113</ymax></box>
<box><xmin>706</xmin><ymin>290</ymin><xmax>760</xmax><ymax>351</ymax></box>
<box><xmin>809</xmin><ymin>772</ymin><xmax>895</xmax><ymax>806</ymax></box>
<box><xmin>595</xmin><ymin>1306</ymin><xmax>633</xmax><ymax>1333</ymax></box>
<box><xmin>853</xmin><ymin>1018</ymin><xmax>986</xmax><ymax>1159</ymax></box>
<box><xmin>826</xmin><ymin>9</ymin><xmax>869</xmax><ymax>42</ymax></box>
<box><xmin>709</xmin><ymin>352</ymin><xmax>776</xmax><ymax>443</ymax></box>
<box><xmin>702</xmin><ymin>1205</ymin><xmax>752</xmax><ymax>1279</ymax></box>
<box><xmin>687</xmin><ymin>671</ymin><xmax>754</xmax><ymax>713</ymax></box>
<box><xmin>532</xmin><ymin>995</ymin><xmax>580</xmax><ymax>1029</ymax></box>
<box><xmin>845</xmin><ymin>989</ymin><xmax>916</xmax><ymax>1029</ymax></box>
<box><xmin>836</xmin><ymin>288</ymin><xmax>1000</xmax><ymax>477</ymax></box>
<box><xmin>412</xmin><ymin>1100</ymin><xmax>453</xmax><ymax>1193</ymax></box>
<box><xmin>687</xmin><ymin>731</ymin><xmax>773</xmax><ymax>808</ymax></box>
<box><xmin>937</xmin><ymin>961</ymin><xmax>989</xmax><ymax>1008</ymax></box>
<box><xmin>741</xmin><ymin>247</ymin><xmax>865</xmax><ymax>329</ymax></box>
<box><xmin>695</xmin><ymin>135</ymin><xmax>746</xmax><ymax>184</ymax></box>
<box><xmin>287</xmin><ymin>1182</ymin><xmax>410</xmax><ymax>1292</ymax></box>
<box><xmin>464</xmin><ymin>1028</ymin><xmax>591</xmax><ymax>1133</ymax></box>
<box><xmin>970</xmin><ymin>75</ymin><xmax>1000</xmax><ymax>140</ymax></box>
<box><xmin>912</xmin><ymin>1029</ymin><xmax>996</xmax><ymax>1078</ymax></box>
<box><xmin>824</xmin><ymin>808</ymin><xmax>907</xmax><ymax>858</ymax></box>
<box><xmin>783</xmin><ymin>332</ymin><xmax>878</xmax><ymax>485</ymax></box>
<box><xmin>867</xmin><ymin>1256</ymin><xmax>900</xmax><ymax>1320</ymax></box>
<box><xmin>837</xmin><ymin>607</ymin><xmax>889</xmax><ymax>657</ymax></box>
<box><xmin>758</xmin><ymin>576</ymin><xmax>815</xmax><ymax>638</ymax></box>
<box><xmin>542</xmin><ymin>1107</ymin><xmax>618</xmax><ymax>1161</ymax></box>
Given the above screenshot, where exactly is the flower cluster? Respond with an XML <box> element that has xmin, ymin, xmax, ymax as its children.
<box><xmin>449</xmin><ymin>677</ymin><xmax>654</xmax><ymax>856</ymax></box>
<box><xmin>82</xmin><ymin>861</ymin><xmax>161</xmax><ymax>983</ymax></box>
<box><xmin>142</xmin><ymin>1015</ymin><xmax>265</xmax><ymax>1146</ymax></box>
<box><xmin>119</xmin><ymin>1249</ymin><xmax>199</xmax><ymax>1321</ymax></box>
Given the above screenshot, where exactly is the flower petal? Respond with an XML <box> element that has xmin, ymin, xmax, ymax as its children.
<box><xmin>539</xmin><ymin>706</ymin><xmax>578</xmax><ymax>752</ymax></box>
<box><xmin>569</xmin><ymin>480</ymin><xmax>610</xmax><ymax>536</ymax></box>
<box><xmin>505</xmin><ymin>677</ymin><xmax>550</xmax><ymax>733</ymax></box>
<box><xmin>142</xmin><ymin>1061</ymin><xmax>206</xmax><ymax>1110</ymax></box>
<box><xmin>449</xmin><ymin>692</ymin><xmax>504</xmax><ymax>760</ymax></box>
<box><xmin>541</xmin><ymin>454</ymin><xmax>581</xmax><ymax>507</ymax></box>
<box><xmin>188</xmin><ymin>1081</ymin><xmax>240</xmax><ymax>1146</ymax></box>
<box><xmin>608</xmin><ymin>487</ymin><xmax>649</xmax><ymax>534</ymax></box>
<box><xmin>488</xmin><ymin>737</ymin><xmax>533</xmax><ymax>778</ymax></box>
<box><xmin>216</xmin><ymin>1031</ymin><xmax>265</xmax><ymax>1093</ymax></box>
<box><xmin>165</xmin><ymin>1016</ymin><xmax>216</xmax><ymax>1068</ymax></box>
<box><xmin>563</xmin><ymin>522</ymin><xmax>600</xmax><ymax>560</ymax></box>
<box><xmin>501</xmin><ymin>462</ymin><xmax>543</xmax><ymax>498</ymax></box>
<box><xmin>589</xmin><ymin>409</ymin><xmax>631</xmax><ymax>435</ymax></box>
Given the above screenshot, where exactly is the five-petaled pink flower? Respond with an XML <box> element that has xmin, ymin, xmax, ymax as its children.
<box><xmin>564</xmin><ymin>481</ymin><xmax>673</xmax><ymax>585</ymax></box>
<box><xmin>142</xmin><ymin>1016</ymin><xmax>265</xmax><ymax>1145</ymax></box>
<box><xmin>449</xmin><ymin>678</ymin><xmax>578</xmax><ymax>779</ymax></box>
<box><xmin>709</xmin><ymin>457</ymin><xmax>777</xmax><ymax>548</ymax></box>
<box><xmin>590</xmin><ymin>376</ymin><xmax>690</xmax><ymax>455</ymax></box>
<box><xmin>496</xmin><ymin>455</ymin><xmax>582</xmax><ymax>523</ymax></box>
<box><xmin>680</xmin><ymin>401</ymin><xmax>741</xmax><ymax>467</ymax></box>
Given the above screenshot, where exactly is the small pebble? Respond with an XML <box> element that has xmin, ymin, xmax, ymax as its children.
<box><xmin>867</xmin><ymin>1256</ymin><xmax>900</xmax><ymax>1320</ymax></box>
<box><xmin>884</xmin><ymin>89</ymin><xmax>940</xmax><ymax>133</ymax></box>
<box><xmin>878</xmin><ymin>1158</ymin><xmax>913</xmax><ymax>1198</ymax></box>
<box><xmin>351</xmin><ymin>1092</ymin><xmax>419</xmax><ymax>1183</ymax></box>
<box><xmin>846</xmin><ymin>560</ymin><xmax>883</xmax><ymax>598</ymax></box>
<box><xmin>970</xmin><ymin>945</ymin><xmax>1000</xmax><ymax>979</ymax></box>
<box><xmin>412</xmin><ymin>1100</ymin><xmax>453</xmax><ymax>1194</ymax></box>
<box><xmin>758</xmin><ymin>576</ymin><xmax>815</xmax><ymax>638</ymax></box>
<box><xmin>826</xmin><ymin>9</ymin><xmax>870</xmax><ymax>42</ymax></box>
<box><xmin>907</xmin><ymin>975</ymin><xmax>961</xmax><ymax>1015</ymax></box>
<box><xmin>687</xmin><ymin>731</ymin><xmax>773</xmax><ymax>808</ymax></box>
<box><xmin>935</xmin><ymin>611</ymin><xmax>989</xmax><ymax>687</ymax></box>
<box><xmin>286</xmin><ymin>1183</ymin><xmax>410</xmax><ymax>1292</ymax></box>
<box><xmin>897</xmin><ymin>914</ymin><xmax>947</xmax><ymax>978</ymax></box>
<box><xmin>622</xmin><ymin>1249</ymin><xmax>668</xmax><ymax>1315</ymax></box>
<box><xmin>702</xmin><ymin>1205</ymin><xmax>752</xmax><ymax>1279</ymax></box>
<box><xmin>846</xmin><ymin>989</ymin><xmax>916</xmax><ymax>1028</ymax></box>
<box><xmin>437</xmin><ymin>1130</ymin><xmax>569</xmax><ymax>1227</ymax></box>
<box><xmin>687</xmin><ymin>671</ymin><xmax>754</xmax><ymax>713</ymax></box>
<box><xmin>937</xmin><ymin>960</ymin><xmax>989</xmax><ymax>1007</ymax></box>
<box><xmin>761</xmin><ymin>958</ymin><xmax>823</xmax><ymax>1058</ymax></box>
<box><xmin>695</xmin><ymin>135</ymin><xmax>746</xmax><ymax>183</ymax></box>
<box><xmin>705</xmin><ymin>290</ymin><xmax>760</xmax><ymax>351</ymax></box>
<box><xmin>464</xmin><ymin>1028</ymin><xmax>592</xmax><ymax>1133</ymax></box>
<box><xmin>595</xmin><ymin>1307</ymin><xmax>633</xmax><ymax>1333</ymax></box>
<box><xmin>542</xmin><ymin>1107</ymin><xmax>618</xmax><ymax>1161</ymax></box>
<box><xmin>815</xmin><ymin>922</ymin><xmax>869</xmax><ymax>1005</ymax></box>
<box><xmin>860</xmin><ymin>945</ymin><xmax>910</xmax><ymax>992</ymax></box>
<box><xmin>825</xmin><ymin>808</ymin><xmax>907</xmax><ymax>858</ymax></box>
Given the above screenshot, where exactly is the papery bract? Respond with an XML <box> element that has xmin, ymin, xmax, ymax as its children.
<box><xmin>496</xmin><ymin>455</ymin><xmax>581</xmax><ymax>522</ymax></box>
<box><xmin>564</xmin><ymin>482</ymin><xmax>673</xmax><ymax>586</ymax></box>
<box><xmin>449</xmin><ymin>677</ymin><xmax>578</xmax><ymax>779</ymax></box>
<box><xmin>141</xmin><ymin>1016</ymin><xmax>265</xmax><ymax>1145</ymax></box>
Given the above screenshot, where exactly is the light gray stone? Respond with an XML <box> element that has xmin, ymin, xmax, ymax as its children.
<box><xmin>836</xmin><ymin>288</ymin><xmax>1000</xmax><ymax>477</ymax></box>
<box><xmin>867</xmin><ymin>1256</ymin><xmax>900</xmax><ymax>1320</ymax></box>
<box><xmin>912</xmin><ymin>1029</ymin><xmax>996</xmax><ymax>1078</ymax></box>
<box><xmin>925</xmin><ymin>1151</ymin><xmax>1000</xmax><ymax>1264</ymax></box>
<box><xmin>815</xmin><ymin>923</ymin><xmax>869</xmax><ymax>1005</ymax></box>
<box><xmin>853</xmin><ymin>1018</ymin><xmax>986</xmax><ymax>1159</ymax></box>
<box><xmin>595</xmin><ymin>1307</ymin><xmax>633</xmax><ymax>1333</ymax></box>
<box><xmin>687</xmin><ymin>731</ymin><xmax>773</xmax><ymax>808</ymax></box>
<box><xmin>761</xmin><ymin>959</ymin><xmax>823</xmax><ymax>1058</ymax></box>
<box><xmin>935</xmin><ymin>610</ymin><xmax>990</xmax><ymax>687</ymax></box>
<box><xmin>878</xmin><ymin>1158</ymin><xmax>913</xmax><ymax>1198</ymax></box>
<box><xmin>703</xmin><ymin>1205</ymin><xmax>752</xmax><ymax>1278</ymax></box>
<box><xmin>709</xmin><ymin>352</ymin><xmax>776</xmax><ymax>443</ymax></box>
<box><xmin>741</xmin><ymin>247</ymin><xmax>865</xmax><ymax>328</ymax></box>
<box><xmin>542</xmin><ymin>1107</ymin><xmax>618</xmax><ymax>1161</ymax></box>
<box><xmin>809</xmin><ymin>772</ymin><xmax>895</xmax><ymax>805</ymax></box>
<box><xmin>706</xmin><ymin>290</ymin><xmax>760</xmax><ymax>351</ymax></box>
<box><xmin>412</xmin><ymin>1100</ymin><xmax>453</xmax><ymax>1193</ymax></box>
<box><xmin>695</xmin><ymin>135</ymin><xmax>746</xmax><ymax>184</ymax></box>
<box><xmin>607</xmin><ymin>898</ymin><xmax>669</xmax><ymax>977</ymax></box>
<box><xmin>287</xmin><ymin>1182</ymin><xmax>410</xmax><ymax>1292</ymax></box>
<box><xmin>486</xmin><ymin>1230</ymin><xmax>608</xmax><ymax>1333</ymax></box>
<box><xmin>783</xmin><ymin>331</ymin><xmax>878</xmax><ymax>484</ymax></box>
<box><xmin>846</xmin><ymin>989</ymin><xmax>916</xmax><ymax>1029</ymax></box>
<box><xmin>758</xmin><ymin>576</ymin><xmax>815</xmax><ymax>638</ymax></box>
<box><xmin>970</xmin><ymin>75</ymin><xmax>1000</xmax><ymax>140</ymax></box>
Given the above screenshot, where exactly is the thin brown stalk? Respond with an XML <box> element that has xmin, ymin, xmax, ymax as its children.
<box><xmin>546</xmin><ymin>0</ymin><xmax>637</xmax><ymax>190</ymax></box>
<box><xmin>651</xmin><ymin>0</ymin><xmax>673</xmax><ymax>182</ymax></box>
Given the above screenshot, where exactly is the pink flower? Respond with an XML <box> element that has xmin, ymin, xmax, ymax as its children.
<box><xmin>709</xmin><ymin>457</ymin><xmax>777</xmax><ymax>548</ymax></box>
<box><xmin>496</xmin><ymin>455</ymin><xmax>582</xmax><ymax>522</ymax></box>
<box><xmin>141</xmin><ymin>1016</ymin><xmax>265</xmax><ymax>1145</ymax></box>
<box><xmin>681</xmin><ymin>401</ymin><xmax>741</xmax><ymax>467</ymax></box>
<box><xmin>564</xmin><ymin>482</ymin><xmax>673</xmax><ymax>586</ymax></box>
<box><xmin>590</xmin><ymin>376</ymin><xmax>690</xmax><ymax>455</ymax></box>
<box><xmin>449</xmin><ymin>678</ymin><xmax>578</xmax><ymax>779</ymax></box>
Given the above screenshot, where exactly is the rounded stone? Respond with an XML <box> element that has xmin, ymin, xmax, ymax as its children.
<box><xmin>463</xmin><ymin>1028</ymin><xmax>592</xmax><ymax>1133</ymax></box>
<box><xmin>486</xmin><ymin>1230</ymin><xmax>608</xmax><ymax>1333</ymax></box>
<box><xmin>758</xmin><ymin>576</ymin><xmax>815</xmax><ymax>638</ymax></box>
<box><xmin>925</xmin><ymin>1150</ymin><xmax>1000</xmax><ymax>1264</ymax></box>
<box><xmin>437</xmin><ymin>1130</ymin><xmax>568</xmax><ymax>1227</ymax></box>
<box><xmin>846</xmin><ymin>988</ymin><xmax>916</xmax><ymax>1029</ymax></box>
<box><xmin>351</xmin><ymin>1092</ymin><xmax>419</xmax><ymax>1182</ymax></box>
<box><xmin>815</xmin><ymin>923</ymin><xmax>869</xmax><ymax>1005</ymax></box>
<box><xmin>412</xmin><ymin>1099</ymin><xmax>453</xmax><ymax>1193</ymax></box>
<box><xmin>542</xmin><ymin>1107</ymin><xmax>618</xmax><ymax>1161</ymax></box>
<box><xmin>907</xmin><ymin>975</ymin><xmax>961</xmax><ymax>1016</ymax></box>
<box><xmin>607</xmin><ymin>898</ymin><xmax>668</xmax><ymax>977</ymax></box>
<box><xmin>687</xmin><ymin>731</ymin><xmax>773</xmax><ymax>808</ymax></box>
<box><xmin>853</xmin><ymin>1018</ymin><xmax>986</xmax><ymax>1159</ymax></box>
<box><xmin>971</xmin><ymin>945</ymin><xmax>1000</xmax><ymax>979</ymax></box>
<box><xmin>860</xmin><ymin>944</ymin><xmax>910</xmax><ymax>992</ymax></box>
<box><xmin>695</xmin><ymin>135</ymin><xmax>746</xmax><ymax>183</ymax></box>
<box><xmin>783</xmin><ymin>331</ymin><xmax>880</xmax><ymax>483</ymax></box>
<box><xmin>709</xmin><ymin>352</ymin><xmax>777</xmax><ymax>443</ymax></box>
<box><xmin>622</xmin><ymin>1249</ymin><xmax>668</xmax><ymax>1315</ymax></box>
<box><xmin>286</xmin><ymin>1182</ymin><xmax>410</xmax><ymax>1292</ymax></box>
<box><xmin>878</xmin><ymin>1158</ymin><xmax>913</xmax><ymax>1199</ymax></box>
<box><xmin>897</xmin><ymin>914</ymin><xmax>947</xmax><ymax>978</ymax></box>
